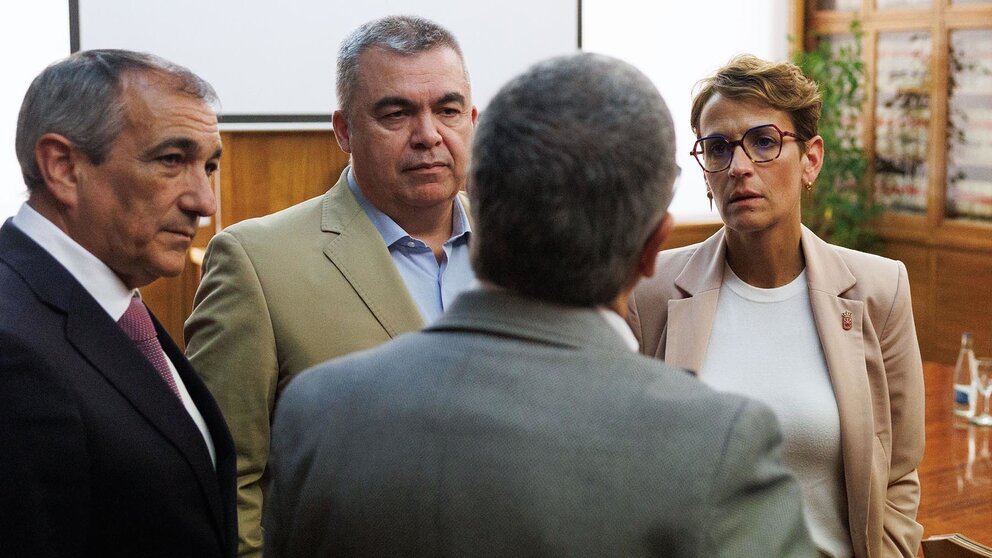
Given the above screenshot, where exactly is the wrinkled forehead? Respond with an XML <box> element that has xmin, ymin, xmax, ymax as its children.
<box><xmin>120</xmin><ymin>72</ymin><xmax>216</xmax><ymax>121</ymax></box>
<box><xmin>355</xmin><ymin>46</ymin><xmax>470</xmax><ymax>98</ymax></box>
<box><xmin>111</xmin><ymin>77</ymin><xmax>220</xmax><ymax>156</ymax></box>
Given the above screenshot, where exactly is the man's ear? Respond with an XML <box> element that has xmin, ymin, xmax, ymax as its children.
<box><xmin>637</xmin><ymin>212</ymin><xmax>673</xmax><ymax>279</ymax></box>
<box><xmin>331</xmin><ymin>110</ymin><xmax>353</xmax><ymax>154</ymax></box>
<box><xmin>35</xmin><ymin>133</ymin><xmax>81</xmax><ymax>208</ymax></box>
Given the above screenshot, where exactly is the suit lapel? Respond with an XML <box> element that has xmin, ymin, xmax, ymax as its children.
<box><xmin>320</xmin><ymin>172</ymin><xmax>424</xmax><ymax>337</ymax></box>
<box><xmin>664</xmin><ymin>229</ymin><xmax>727</xmax><ymax>372</ymax></box>
<box><xmin>157</xmin><ymin>315</ymin><xmax>234</xmax><ymax>547</ymax></box>
<box><xmin>63</xmin><ymin>289</ymin><xmax>224</xmax><ymax>498</ymax></box>
<box><xmin>801</xmin><ymin>227</ymin><xmax>872</xmax><ymax>553</ymax></box>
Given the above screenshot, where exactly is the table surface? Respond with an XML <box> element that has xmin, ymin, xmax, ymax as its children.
<box><xmin>917</xmin><ymin>362</ymin><xmax>992</xmax><ymax>545</ymax></box>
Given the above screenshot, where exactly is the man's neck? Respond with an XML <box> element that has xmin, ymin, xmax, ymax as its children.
<box><xmin>390</xmin><ymin>202</ymin><xmax>455</xmax><ymax>262</ymax></box>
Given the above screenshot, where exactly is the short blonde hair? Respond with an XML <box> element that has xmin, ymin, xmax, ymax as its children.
<box><xmin>690</xmin><ymin>54</ymin><xmax>821</xmax><ymax>151</ymax></box>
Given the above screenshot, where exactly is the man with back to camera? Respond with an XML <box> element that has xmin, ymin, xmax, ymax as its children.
<box><xmin>263</xmin><ymin>52</ymin><xmax>817</xmax><ymax>557</ymax></box>
<box><xmin>0</xmin><ymin>50</ymin><xmax>237</xmax><ymax>557</ymax></box>
<box><xmin>184</xmin><ymin>15</ymin><xmax>478</xmax><ymax>556</ymax></box>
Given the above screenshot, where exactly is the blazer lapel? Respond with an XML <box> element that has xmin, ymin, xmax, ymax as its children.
<box><xmin>665</xmin><ymin>229</ymin><xmax>727</xmax><ymax>372</ymax></box>
<box><xmin>802</xmin><ymin>227</ymin><xmax>873</xmax><ymax>554</ymax></box>
<box><xmin>320</xmin><ymin>172</ymin><xmax>424</xmax><ymax>337</ymax></box>
<box><xmin>159</xmin><ymin>317</ymin><xmax>234</xmax><ymax>548</ymax></box>
<box><xmin>64</xmin><ymin>290</ymin><xmax>222</xmax><ymax>481</ymax></box>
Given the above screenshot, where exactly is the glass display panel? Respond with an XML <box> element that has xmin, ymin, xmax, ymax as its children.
<box><xmin>875</xmin><ymin>31</ymin><xmax>932</xmax><ymax>214</ymax></box>
<box><xmin>816</xmin><ymin>0</ymin><xmax>861</xmax><ymax>10</ymax></box>
<box><xmin>876</xmin><ymin>0</ymin><xmax>931</xmax><ymax>8</ymax></box>
<box><xmin>826</xmin><ymin>34</ymin><xmax>865</xmax><ymax>151</ymax></box>
<box><xmin>947</xmin><ymin>29</ymin><xmax>992</xmax><ymax>223</ymax></box>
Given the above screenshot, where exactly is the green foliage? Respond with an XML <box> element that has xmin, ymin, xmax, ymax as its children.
<box><xmin>794</xmin><ymin>21</ymin><xmax>883</xmax><ymax>253</ymax></box>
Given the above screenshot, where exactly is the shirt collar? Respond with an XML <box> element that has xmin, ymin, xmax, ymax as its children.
<box><xmin>597</xmin><ymin>307</ymin><xmax>639</xmax><ymax>352</ymax></box>
<box><xmin>346</xmin><ymin>166</ymin><xmax>471</xmax><ymax>247</ymax></box>
<box><xmin>13</xmin><ymin>202</ymin><xmax>134</xmax><ymax>320</ymax></box>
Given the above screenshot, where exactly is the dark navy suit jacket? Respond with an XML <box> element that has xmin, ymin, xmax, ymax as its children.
<box><xmin>0</xmin><ymin>219</ymin><xmax>238</xmax><ymax>558</ymax></box>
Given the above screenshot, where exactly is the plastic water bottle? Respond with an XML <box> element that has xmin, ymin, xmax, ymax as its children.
<box><xmin>953</xmin><ymin>332</ymin><xmax>977</xmax><ymax>418</ymax></box>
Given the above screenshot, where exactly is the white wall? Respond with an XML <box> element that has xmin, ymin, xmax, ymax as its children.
<box><xmin>77</xmin><ymin>0</ymin><xmax>578</xmax><ymax>123</ymax></box>
<box><xmin>583</xmin><ymin>1</ymin><xmax>792</xmax><ymax>222</ymax></box>
<box><xmin>0</xmin><ymin>2</ymin><xmax>70</xmax><ymax>221</ymax></box>
<box><xmin>2</xmin><ymin>2</ymin><xmax>793</xmax><ymax>223</ymax></box>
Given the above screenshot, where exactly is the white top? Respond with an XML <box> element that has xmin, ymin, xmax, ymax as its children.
<box><xmin>12</xmin><ymin>203</ymin><xmax>216</xmax><ymax>468</ymax></box>
<box><xmin>700</xmin><ymin>263</ymin><xmax>852</xmax><ymax>558</ymax></box>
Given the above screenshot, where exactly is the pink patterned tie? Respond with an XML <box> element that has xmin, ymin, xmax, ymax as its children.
<box><xmin>118</xmin><ymin>295</ymin><xmax>181</xmax><ymax>399</ymax></box>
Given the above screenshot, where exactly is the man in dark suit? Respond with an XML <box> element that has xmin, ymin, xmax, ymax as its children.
<box><xmin>265</xmin><ymin>53</ymin><xmax>816</xmax><ymax>557</ymax></box>
<box><xmin>0</xmin><ymin>50</ymin><xmax>236</xmax><ymax>558</ymax></box>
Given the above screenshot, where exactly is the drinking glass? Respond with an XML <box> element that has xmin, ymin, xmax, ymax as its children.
<box><xmin>970</xmin><ymin>358</ymin><xmax>992</xmax><ymax>426</ymax></box>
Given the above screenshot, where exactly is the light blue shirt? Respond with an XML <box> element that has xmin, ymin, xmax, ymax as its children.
<box><xmin>346</xmin><ymin>168</ymin><xmax>475</xmax><ymax>324</ymax></box>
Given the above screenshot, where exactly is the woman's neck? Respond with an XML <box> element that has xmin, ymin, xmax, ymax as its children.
<box><xmin>724</xmin><ymin>223</ymin><xmax>805</xmax><ymax>288</ymax></box>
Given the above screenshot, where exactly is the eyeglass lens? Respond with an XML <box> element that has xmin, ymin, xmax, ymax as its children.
<box><xmin>696</xmin><ymin>124</ymin><xmax>784</xmax><ymax>172</ymax></box>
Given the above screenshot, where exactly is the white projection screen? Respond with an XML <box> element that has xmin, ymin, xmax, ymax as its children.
<box><xmin>74</xmin><ymin>0</ymin><xmax>579</xmax><ymax>129</ymax></box>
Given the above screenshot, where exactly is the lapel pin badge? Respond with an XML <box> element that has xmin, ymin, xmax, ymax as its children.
<box><xmin>842</xmin><ymin>311</ymin><xmax>853</xmax><ymax>331</ymax></box>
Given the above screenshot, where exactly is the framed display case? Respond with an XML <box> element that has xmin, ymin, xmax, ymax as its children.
<box><xmin>804</xmin><ymin>0</ymin><xmax>992</xmax><ymax>363</ymax></box>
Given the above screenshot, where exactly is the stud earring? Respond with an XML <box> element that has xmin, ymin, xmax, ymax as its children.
<box><xmin>805</xmin><ymin>181</ymin><xmax>813</xmax><ymax>192</ymax></box>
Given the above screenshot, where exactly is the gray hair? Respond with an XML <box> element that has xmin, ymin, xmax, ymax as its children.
<box><xmin>16</xmin><ymin>49</ymin><xmax>218</xmax><ymax>191</ymax></box>
<box><xmin>336</xmin><ymin>15</ymin><xmax>466</xmax><ymax>117</ymax></box>
<box><xmin>469</xmin><ymin>53</ymin><xmax>678</xmax><ymax>307</ymax></box>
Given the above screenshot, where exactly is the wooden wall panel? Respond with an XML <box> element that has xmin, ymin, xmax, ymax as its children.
<box><xmin>932</xmin><ymin>249</ymin><xmax>992</xmax><ymax>363</ymax></box>
<box><xmin>882</xmin><ymin>237</ymin><xmax>992</xmax><ymax>365</ymax></box>
<box><xmin>218</xmin><ymin>131</ymin><xmax>350</xmax><ymax>228</ymax></box>
<box><xmin>881</xmin><ymin>240</ymin><xmax>935</xmax><ymax>360</ymax></box>
<box><xmin>660</xmin><ymin>221</ymin><xmax>722</xmax><ymax>250</ymax></box>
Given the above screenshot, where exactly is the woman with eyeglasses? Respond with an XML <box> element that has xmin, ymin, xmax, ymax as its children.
<box><xmin>627</xmin><ymin>54</ymin><xmax>924</xmax><ymax>558</ymax></box>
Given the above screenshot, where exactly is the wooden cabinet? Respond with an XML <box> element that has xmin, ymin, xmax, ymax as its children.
<box><xmin>804</xmin><ymin>0</ymin><xmax>992</xmax><ymax>363</ymax></box>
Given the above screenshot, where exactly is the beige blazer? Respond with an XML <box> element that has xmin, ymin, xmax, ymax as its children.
<box><xmin>627</xmin><ymin>225</ymin><xmax>925</xmax><ymax>558</ymax></box>
<box><xmin>185</xmin><ymin>169</ymin><xmax>446</xmax><ymax>557</ymax></box>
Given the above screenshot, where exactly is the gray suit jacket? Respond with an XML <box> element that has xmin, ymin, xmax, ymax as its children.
<box><xmin>264</xmin><ymin>289</ymin><xmax>816</xmax><ymax>557</ymax></box>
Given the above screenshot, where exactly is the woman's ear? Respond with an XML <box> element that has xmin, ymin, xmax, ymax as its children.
<box><xmin>802</xmin><ymin>135</ymin><xmax>825</xmax><ymax>185</ymax></box>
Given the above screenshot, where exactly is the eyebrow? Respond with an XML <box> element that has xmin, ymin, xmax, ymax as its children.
<box><xmin>373</xmin><ymin>97</ymin><xmax>416</xmax><ymax>113</ymax></box>
<box><xmin>436</xmin><ymin>92</ymin><xmax>467</xmax><ymax>107</ymax></box>
<box><xmin>145</xmin><ymin>137</ymin><xmax>222</xmax><ymax>160</ymax></box>
<box><xmin>372</xmin><ymin>92</ymin><xmax>468</xmax><ymax>113</ymax></box>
